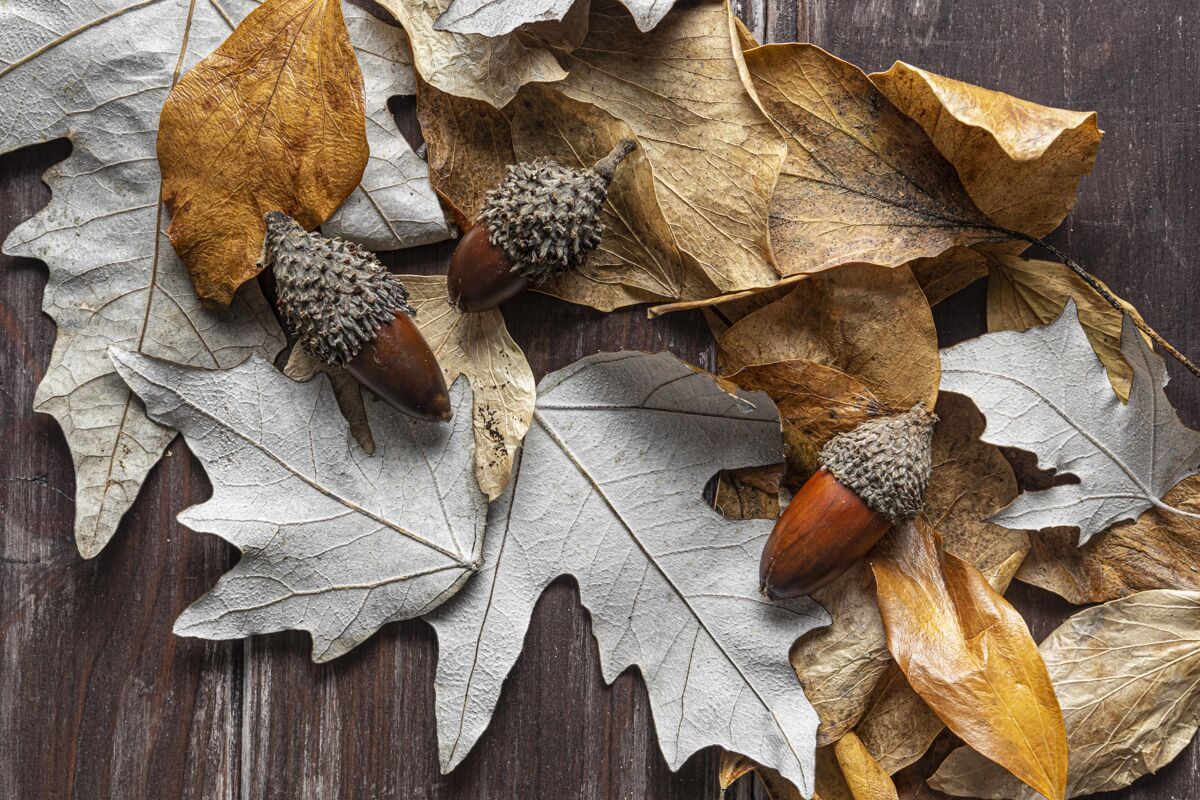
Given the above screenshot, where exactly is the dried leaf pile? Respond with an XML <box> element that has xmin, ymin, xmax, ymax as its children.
<box><xmin>4</xmin><ymin>0</ymin><xmax>1200</xmax><ymax>798</ymax></box>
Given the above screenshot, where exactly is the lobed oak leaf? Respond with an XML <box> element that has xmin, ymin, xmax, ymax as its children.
<box><xmin>110</xmin><ymin>349</ymin><xmax>486</xmax><ymax>663</ymax></box>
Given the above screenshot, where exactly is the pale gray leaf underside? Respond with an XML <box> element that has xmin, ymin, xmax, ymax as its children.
<box><xmin>940</xmin><ymin>300</ymin><xmax>1200</xmax><ymax>543</ymax></box>
<box><xmin>0</xmin><ymin>0</ymin><xmax>447</xmax><ymax>557</ymax></box>
<box><xmin>433</xmin><ymin>0</ymin><xmax>676</xmax><ymax>37</ymax></box>
<box><xmin>425</xmin><ymin>352</ymin><xmax>826</xmax><ymax>797</ymax></box>
<box><xmin>111</xmin><ymin>350</ymin><xmax>485</xmax><ymax>662</ymax></box>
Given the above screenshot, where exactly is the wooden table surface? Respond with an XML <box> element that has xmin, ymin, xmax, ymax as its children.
<box><xmin>2</xmin><ymin>1</ymin><xmax>1198</xmax><ymax>798</ymax></box>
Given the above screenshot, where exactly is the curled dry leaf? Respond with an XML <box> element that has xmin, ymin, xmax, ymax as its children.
<box><xmin>941</xmin><ymin>301</ymin><xmax>1200</xmax><ymax>543</ymax></box>
<box><xmin>833</xmin><ymin>732</ymin><xmax>899</xmax><ymax>800</ymax></box>
<box><xmin>111</xmin><ymin>350</ymin><xmax>486</xmax><ymax>662</ymax></box>
<box><xmin>744</xmin><ymin>45</ymin><xmax>1007</xmax><ymax>280</ymax></box>
<box><xmin>719</xmin><ymin>264</ymin><xmax>940</xmax><ymax>412</ymax></box>
<box><xmin>555</xmin><ymin>0</ymin><xmax>786</xmax><ymax>298</ymax></box>
<box><xmin>1018</xmin><ymin>474</ymin><xmax>1200</xmax><ymax>603</ymax></box>
<box><xmin>931</xmin><ymin>590</ymin><xmax>1200</xmax><ymax>799</ymax></box>
<box><xmin>400</xmin><ymin>276</ymin><xmax>534</xmax><ymax>500</ymax></box>
<box><xmin>377</xmin><ymin>0</ymin><xmax>567</xmax><ymax>107</ymax></box>
<box><xmin>719</xmin><ymin>752</ymin><xmax>805</xmax><ymax>800</ymax></box>
<box><xmin>284</xmin><ymin>346</ymin><xmax>376</xmax><ymax>454</ymax></box>
<box><xmin>987</xmin><ymin>253</ymin><xmax>1146</xmax><ymax>400</ymax></box>
<box><xmin>871</xmin><ymin>62</ymin><xmax>1101</xmax><ymax>238</ymax></box>
<box><xmin>158</xmin><ymin>0</ymin><xmax>368</xmax><ymax>307</ymax></box>
<box><xmin>434</xmin><ymin>0</ymin><xmax>672</xmax><ymax>36</ymax></box>
<box><xmin>871</xmin><ymin>518</ymin><xmax>1067</xmax><ymax>800</ymax></box>
<box><xmin>908</xmin><ymin>246</ymin><xmax>993</xmax><ymax>306</ymax></box>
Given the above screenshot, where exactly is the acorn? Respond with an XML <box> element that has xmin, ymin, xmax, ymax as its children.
<box><xmin>261</xmin><ymin>212</ymin><xmax>452</xmax><ymax>422</ymax></box>
<box><xmin>759</xmin><ymin>405</ymin><xmax>937</xmax><ymax>599</ymax></box>
<box><xmin>447</xmin><ymin>139</ymin><xmax>638</xmax><ymax>312</ymax></box>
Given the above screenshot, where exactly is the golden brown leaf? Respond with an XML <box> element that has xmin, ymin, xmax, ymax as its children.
<box><xmin>377</xmin><ymin>0</ymin><xmax>567</xmax><ymax>107</ymax></box>
<box><xmin>158</xmin><ymin>0</ymin><xmax>368</xmax><ymax>307</ymax></box>
<box><xmin>1018</xmin><ymin>474</ymin><xmax>1200</xmax><ymax>603</ymax></box>
<box><xmin>719</xmin><ymin>752</ymin><xmax>805</xmax><ymax>800</ymax></box>
<box><xmin>745</xmin><ymin>45</ymin><xmax>1008</xmax><ymax>280</ymax></box>
<box><xmin>556</xmin><ymin>0</ymin><xmax>786</xmax><ymax>298</ymax></box>
<box><xmin>725</xmin><ymin>360</ymin><xmax>885</xmax><ymax>489</ymax></box>
<box><xmin>401</xmin><ymin>276</ymin><xmax>535</xmax><ymax>500</ymax></box>
<box><xmin>931</xmin><ymin>590</ymin><xmax>1200</xmax><ymax>799</ymax></box>
<box><xmin>871</xmin><ymin>62</ymin><xmax>1101</xmax><ymax>237</ymax></box>
<box><xmin>719</xmin><ymin>264</ymin><xmax>940</xmax><ymax>411</ymax></box>
<box><xmin>987</xmin><ymin>253</ymin><xmax>1147</xmax><ymax>399</ymax></box>
<box><xmin>834</xmin><ymin>733</ymin><xmax>899</xmax><ymax>800</ymax></box>
<box><xmin>872</xmin><ymin>518</ymin><xmax>1067</xmax><ymax>800</ymax></box>
<box><xmin>283</xmin><ymin>346</ymin><xmax>375</xmax><ymax>455</ymax></box>
<box><xmin>909</xmin><ymin>246</ymin><xmax>993</xmax><ymax>306</ymax></box>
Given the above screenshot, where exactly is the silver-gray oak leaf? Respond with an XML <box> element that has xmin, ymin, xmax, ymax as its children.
<box><xmin>424</xmin><ymin>352</ymin><xmax>827</xmax><ymax>796</ymax></box>
<box><xmin>110</xmin><ymin>349</ymin><xmax>485</xmax><ymax>662</ymax></box>
<box><xmin>0</xmin><ymin>0</ymin><xmax>446</xmax><ymax>557</ymax></box>
<box><xmin>434</xmin><ymin>0</ymin><xmax>676</xmax><ymax>36</ymax></box>
<box><xmin>940</xmin><ymin>300</ymin><xmax>1200</xmax><ymax>544</ymax></box>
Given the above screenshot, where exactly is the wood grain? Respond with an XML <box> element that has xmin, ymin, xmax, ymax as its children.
<box><xmin>2</xmin><ymin>1</ymin><xmax>1198</xmax><ymax>798</ymax></box>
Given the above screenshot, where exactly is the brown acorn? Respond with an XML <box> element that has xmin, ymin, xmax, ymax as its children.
<box><xmin>759</xmin><ymin>405</ymin><xmax>937</xmax><ymax>599</ymax></box>
<box><xmin>261</xmin><ymin>212</ymin><xmax>451</xmax><ymax>422</ymax></box>
<box><xmin>447</xmin><ymin>139</ymin><xmax>638</xmax><ymax>312</ymax></box>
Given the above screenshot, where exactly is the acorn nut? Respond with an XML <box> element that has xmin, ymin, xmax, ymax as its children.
<box><xmin>759</xmin><ymin>405</ymin><xmax>937</xmax><ymax>599</ymax></box>
<box><xmin>261</xmin><ymin>212</ymin><xmax>452</xmax><ymax>423</ymax></box>
<box><xmin>447</xmin><ymin>139</ymin><xmax>638</xmax><ymax>312</ymax></box>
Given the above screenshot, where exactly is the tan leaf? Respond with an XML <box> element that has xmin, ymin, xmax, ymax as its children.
<box><xmin>711</xmin><ymin>464</ymin><xmax>783</xmax><ymax>522</ymax></box>
<box><xmin>555</xmin><ymin>0</ymin><xmax>786</xmax><ymax>298</ymax></box>
<box><xmin>283</xmin><ymin>346</ymin><xmax>376</xmax><ymax>455</ymax></box>
<box><xmin>872</xmin><ymin>518</ymin><xmax>1067</xmax><ymax>800</ymax></box>
<box><xmin>719</xmin><ymin>752</ymin><xmax>805</xmax><ymax>800</ymax></box>
<box><xmin>745</xmin><ymin>44</ymin><xmax>1008</xmax><ymax>280</ymax></box>
<box><xmin>931</xmin><ymin>590</ymin><xmax>1200</xmax><ymax>799</ymax></box>
<box><xmin>871</xmin><ymin>62</ymin><xmax>1101</xmax><ymax>237</ymax></box>
<box><xmin>377</xmin><ymin>0</ymin><xmax>567</xmax><ymax>107</ymax></box>
<box><xmin>725</xmin><ymin>360</ymin><xmax>886</xmax><ymax>489</ymax></box>
<box><xmin>833</xmin><ymin>732</ymin><xmax>899</xmax><ymax>800</ymax></box>
<box><xmin>400</xmin><ymin>276</ymin><xmax>534</xmax><ymax>500</ymax></box>
<box><xmin>719</xmin><ymin>264</ymin><xmax>940</xmax><ymax>411</ymax></box>
<box><xmin>158</xmin><ymin>0</ymin><xmax>368</xmax><ymax>307</ymax></box>
<box><xmin>987</xmin><ymin>253</ymin><xmax>1147</xmax><ymax>399</ymax></box>
<box><xmin>1018</xmin><ymin>474</ymin><xmax>1200</xmax><ymax>603</ymax></box>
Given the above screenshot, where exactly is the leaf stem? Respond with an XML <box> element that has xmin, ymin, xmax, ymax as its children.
<box><xmin>1150</xmin><ymin>498</ymin><xmax>1200</xmax><ymax>522</ymax></box>
<box><xmin>1010</xmin><ymin>231</ymin><xmax>1200</xmax><ymax>379</ymax></box>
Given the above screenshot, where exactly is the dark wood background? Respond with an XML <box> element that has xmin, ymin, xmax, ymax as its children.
<box><xmin>2</xmin><ymin>0</ymin><xmax>1198</xmax><ymax>797</ymax></box>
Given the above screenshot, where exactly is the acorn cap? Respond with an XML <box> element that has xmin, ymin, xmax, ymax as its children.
<box><xmin>479</xmin><ymin>139</ymin><xmax>637</xmax><ymax>285</ymax></box>
<box><xmin>261</xmin><ymin>212</ymin><xmax>414</xmax><ymax>368</ymax></box>
<box><xmin>818</xmin><ymin>404</ymin><xmax>938</xmax><ymax>522</ymax></box>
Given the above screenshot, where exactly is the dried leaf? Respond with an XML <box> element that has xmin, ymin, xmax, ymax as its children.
<box><xmin>931</xmin><ymin>590</ymin><xmax>1200</xmax><ymax>799</ymax></box>
<box><xmin>378</xmin><ymin>0</ymin><xmax>566</xmax><ymax>107</ymax></box>
<box><xmin>834</xmin><ymin>732</ymin><xmax>899</xmax><ymax>800</ymax></box>
<box><xmin>908</xmin><ymin>246</ymin><xmax>992</xmax><ymax>306</ymax></box>
<box><xmin>711</xmin><ymin>464</ymin><xmax>783</xmax><ymax>521</ymax></box>
<box><xmin>434</xmin><ymin>0</ymin><xmax>673</xmax><ymax>35</ymax></box>
<box><xmin>158</xmin><ymin>0</ymin><xmax>369</xmax><ymax>307</ymax></box>
<box><xmin>1018</xmin><ymin>474</ymin><xmax>1200</xmax><ymax>603</ymax></box>
<box><xmin>872</xmin><ymin>518</ymin><xmax>1067</xmax><ymax>800</ymax></box>
<box><xmin>110</xmin><ymin>350</ymin><xmax>485</xmax><ymax>662</ymax></box>
<box><xmin>745</xmin><ymin>45</ymin><xmax>1008</xmax><ymax>280</ymax></box>
<box><xmin>0</xmin><ymin>0</ymin><xmax>442</xmax><ymax>556</ymax></box>
<box><xmin>986</xmin><ymin>254</ymin><xmax>1146</xmax><ymax>400</ymax></box>
<box><xmin>554</xmin><ymin>0</ymin><xmax>786</xmax><ymax>298</ymax></box>
<box><xmin>719</xmin><ymin>752</ymin><xmax>805</xmax><ymax>800</ymax></box>
<box><xmin>424</xmin><ymin>352</ymin><xmax>827</xmax><ymax>795</ymax></box>
<box><xmin>871</xmin><ymin>62</ymin><xmax>1101</xmax><ymax>237</ymax></box>
<box><xmin>400</xmin><ymin>276</ymin><xmax>534</xmax><ymax>500</ymax></box>
<box><xmin>719</xmin><ymin>264</ymin><xmax>940</xmax><ymax>412</ymax></box>
<box><xmin>283</xmin><ymin>346</ymin><xmax>376</xmax><ymax>454</ymax></box>
<box><xmin>940</xmin><ymin>301</ymin><xmax>1200</xmax><ymax>543</ymax></box>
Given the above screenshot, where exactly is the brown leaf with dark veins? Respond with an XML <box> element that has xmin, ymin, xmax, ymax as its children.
<box><xmin>872</xmin><ymin>518</ymin><xmax>1067</xmax><ymax>800</ymax></box>
<box><xmin>1018</xmin><ymin>474</ymin><xmax>1200</xmax><ymax>604</ymax></box>
<box><xmin>745</xmin><ymin>44</ymin><xmax>1009</xmax><ymax>280</ymax></box>
<box><xmin>871</xmin><ymin>62</ymin><xmax>1101</xmax><ymax>238</ymax></box>
<box><xmin>158</xmin><ymin>0</ymin><xmax>368</xmax><ymax>307</ymax></box>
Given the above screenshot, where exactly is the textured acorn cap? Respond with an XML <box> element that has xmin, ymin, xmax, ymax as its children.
<box><xmin>479</xmin><ymin>139</ymin><xmax>636</xmax><ymax>285</ymax></box>
<box><xmin>819</xmin><ymin>404</ymin><xmax>938</xmax><ymax>522</ymax></box>
<box><xmin>261</xmin><ymin>212</ymin><xmax>413</xmax><ymax>368</ymax></box>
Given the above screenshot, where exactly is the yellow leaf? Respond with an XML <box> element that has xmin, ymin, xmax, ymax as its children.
<box><xmin>833</xmin><ymin>733</ymin><xmax>898</xmax><ymax>800</ymax></box>
<box><xmin>986</xmin><ymin>253</ymin><xmax>1147</xmax><ymax>399</ymax></box>
<box><xmin>158</xmin><ymin>0</ymin><xmax>368</xmax><ymax>307</ymax></box>
<box><xmin>871</xmin><ymin>62</ymin><xmax>1101</xmax><ymax>237</ymax></box>
<box><xmin>871</xmin><ymin>518</ymin><xmax>1067</xmax><ymax>800</ymax></box>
